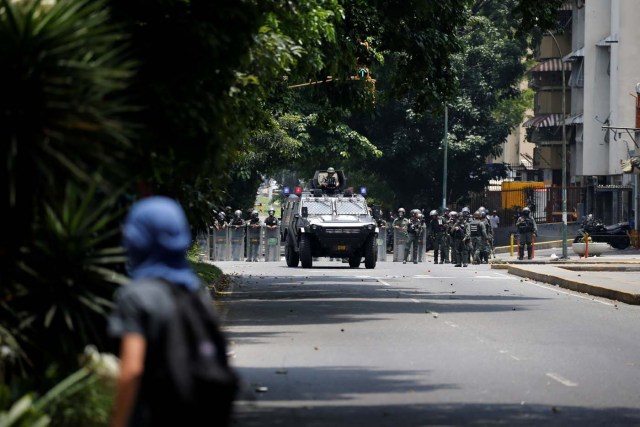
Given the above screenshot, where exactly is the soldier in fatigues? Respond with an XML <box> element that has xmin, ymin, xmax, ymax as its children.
<box><xmin>246</xmin><ymin>210</ymin><xmax>262</xmax><ymax>262</ymax></box>
<box><xmin>516</xmin><ymin>207</ymin><xmax>537</xmax><ymax>260</ymax></box>
<box><xmin>405</xmin><ymin>209</ymin><xmax>423</xmax><ymax>264</ymax></box>
<box><xmin>469</xmin><ymin>210</ymin><xmax>488</xmax><ymax>264</ymax></box>
<box><xmin>448</xmin><ymin>211</ymin><xmax>469</xmax><ymax>267</ymax></box>
<box><xmin>480</xmin><ymin>209</ymin><xmax>493</xmax><ymax>262</ymax></box>
<box><xmin>441</xmin><ymin>209</ymin><xmax>452</xmax><ymax>263</ymax></box>
<box><xmin>461</xmin><ymin>207</ymin><xmax>472</xmax><ymax>265</ymax></box>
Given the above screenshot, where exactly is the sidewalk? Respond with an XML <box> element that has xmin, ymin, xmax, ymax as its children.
<box><xmin>490</xmin><ymin>246</ymin><xmax>640</xmax><ymax>305</ymax></box>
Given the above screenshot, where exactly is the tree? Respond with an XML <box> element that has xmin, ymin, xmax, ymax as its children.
<box><xmin>342</xmin><ymin>0</ymin><xmax>542</xmax><ymax>210</ymax></box>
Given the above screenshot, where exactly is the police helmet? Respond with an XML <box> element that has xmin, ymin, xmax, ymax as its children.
<box><xmin>268</xmin><ymin>209</ymin><xmax>275</xmax><ymax>215</ymax></box>
<box><xmin>251</xmin><ymin>209</ymin><xmax>259</xmax><ymax>217</ymax></box>
<box><xmin>449</xmin><ymin>211</ymin><xmax>458</xmax><ymax>217</ymax></box>
<box><xmin>480</xmin><ymin>210</ymin><xmax>487</xmax><ymax>218</ymax></box>
<box><xmin>234</xmin><ymin>209</ymin><xmax>242</xmax><ymax>218</ymax></box>
<box><xmin>218</xmin><ymin>211</ymin><xmax>226</xmax><ymax>220</ymax></box>
<box><xmin>430</xmin><ymin>209</ymin><xmax>438</xmax><ymax>216</ymax></box>
<box><xmin>461</xmin><ymin>206</ymin><xmax>471</xmax><ymax>215</ymax></box>
<box><xmin>473</xmin><ymin>210</ymin><xmax>481</xmax><ymax>219</ymax></box>
<box><xmin>522</xmin><ymin>207</ymin><xmax>531</xmax><ymax>216</ymax></box>
<box><xmin>398</xmin><ymin>207</ymin><xmax>405</xmax><ymax>216</ymax></box>
<box><xmin>327</xmin><ymin>167</ymin><xmax>335</xmax><ymax>174</ymax></box>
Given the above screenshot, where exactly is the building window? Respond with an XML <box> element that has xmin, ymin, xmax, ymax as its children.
<box><xmin>568</xmin><ymin>59</ymin><xmax>583</xmax><ymax>87</ymax></box>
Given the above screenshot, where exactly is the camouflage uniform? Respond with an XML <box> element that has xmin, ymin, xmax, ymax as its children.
<box><xmin>405</xmin><ymin>210</ymin><xmax>423</xmax><ymax>264</ymax></box>
<box><xmin>516</xmin><ymin>207</ymin><xmax>537</xmax><ymax>260</ymax></box>
<box><xmin>448</xmin><ymin>212</ymin><xmax>469</xmax><ymax>267</ymax></box>
<box><xmin>469</xmin><ymin>213</ymin><xmax>488</xmax><ymax>264</ymax></box>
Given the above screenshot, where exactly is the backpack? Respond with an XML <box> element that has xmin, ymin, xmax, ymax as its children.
<box><xmin>147</xmin><ymin>281</ymin><xmax>239</xmax><ymax>425</ymax></box>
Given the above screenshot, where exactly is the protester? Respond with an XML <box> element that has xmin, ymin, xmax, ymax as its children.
<box><xmin>108</xmin><ymin>196</ymin><xmax>235</xmax><ymax>427</ymax></box>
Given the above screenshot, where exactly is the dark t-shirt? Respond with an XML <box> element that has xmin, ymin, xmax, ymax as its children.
<box><xmin>108</xmin><ymin>280</ymin><xmax>211</xmax><ymax>425</ymax></box>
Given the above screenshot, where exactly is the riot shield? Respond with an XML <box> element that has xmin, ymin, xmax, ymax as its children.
<box><xmin>246</xmin><ymin>224</ymin><xmax>262</xmax><ymax>262</ymax></box>
<box><xmin>377</xmin><ymin>227</ymin><xmax>387</xmax><ymax>262</ymax></box>
<box><xmin>229</xmin><ymin>226</ymin><xmax>245</xmax><ymax>261</ymax></box>
<box><xmin>416</xmin><ymin>227</ymin><xmax>427</xmax><ymax>263</ymax></box>
<box><xmin>212</xmin><ymin>227</ymin><xmax>229</xmax><ymax>261</ymax></box>
<box><xmin>196</xmin><ymin>230</ymin><xmax>208</xmax><ymax>262</ymax></box>
<box><xmin>263</xmin><ymin>226</ymin><xmax>280</xmax><ymax>262</ymax></box>
<box><xmin>393</xmin><ymin>229</ymin><xmax>407</xmax><ymax>262</ymax></box>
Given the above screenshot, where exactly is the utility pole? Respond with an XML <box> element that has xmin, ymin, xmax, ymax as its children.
<box><xmin>442</xmin><ymin>105</ymin><xmax>449</xmax><ymax>210</ymax></box>
<box><xmin>546</xmin><ymin>31</ymin><xmax>568</xmax><ymax>259</ymax></box>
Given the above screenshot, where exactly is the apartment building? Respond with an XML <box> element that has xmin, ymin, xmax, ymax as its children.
<box><xmin>524</xmin><ymin>0</ymin><xmax>640</xmax><ymax>224</ymax></box>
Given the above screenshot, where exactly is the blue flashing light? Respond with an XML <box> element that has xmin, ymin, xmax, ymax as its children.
<box><xmin>283</xmin><ymin>187</ymin><xmax>290</xmax><ymax>195</ymax></box>
<box><xmin>360</xmin><ymin>187</ymin><xmax>367</xmax><ymax>196</ymax></box>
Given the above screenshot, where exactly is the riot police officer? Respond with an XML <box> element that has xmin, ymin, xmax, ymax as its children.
<box><xmin>392</xmin><ymin>208</ymin><xmax>410</xmax><ymax>262</ymax></box>
<box><xmin>461</xmin><ymin>206</ymin><xmax>472</xmax><ymax>264</ymax></box>
<box><xmin>428</xmin><ymin>210</ymin><xmax>445</xmax><ymax>264</ymax></box>
<box><xmin>229</xmin><ymin>210</ymin><xmax>246</xmax><ymax>261</ymax></box>
<box><xmin>441</xmin><ymin>209</ymin><xmax>451</xmax><ymax>263</ymax></box>
<box><xmin>404</xmin><ymin>209</ymin><xmax>423</xmax><ymax>264</ymax></box>
<box><xmin>265</xmin><ymin>209</ymin><xmax>278</xmax><ymax>229</ymax></box>
<box><xmin>516</xmin><ymin>207</ymin><xmax>537</xmax><ymax>260</ymax></box>
<box><xmin>448</xmin><ymin>211</ymin><xmax>469</xmax><ymax>267</ymax></box>
<box><xmin>480</xmin><ymin>209</ymin><xmax>493</xmax><ymax>262</ymax></box>
<box><xmin>213</xmin><ymin>211</ymin><xmax>227</xmax><ymax>230</ymax></box>
<box><xmin>321</xmin><ymin>167</ymin><xmax>339</xmax><ymax>193</ymax></box>
<box><xmin>469</xmin><ymin>210</ymin><xmax>488</xmax><ymax>264</ymax></box>
<box><xmin>246</xmin><ymin>210</ymin><xmax>262</xmax><ymax>262</ymax></box>
<box><xmin>231</xmin><ymin>210</ymin><xmax>245</xmax><ymax>228</ymax></box>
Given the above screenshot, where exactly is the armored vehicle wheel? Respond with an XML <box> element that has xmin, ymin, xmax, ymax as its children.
<box><xmin>285</xmin><ymin>243</ymin><xmax>299</xmax><ymax>267</ymax></box>
<box><xmin>300</xmin><ymin>234</ymin><xmax>313</xmax><ymax>268</ymax></box>
<box><xmin>348</xmin><ymin>255</ymin><xmax>361</xmax><ymax>268</ymax></box>
<box><xmin>364</xmin><ymin>235</ymin><xmax>377</xmax><ymax>269</ymax></box>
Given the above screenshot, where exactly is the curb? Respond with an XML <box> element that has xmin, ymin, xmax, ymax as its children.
<box><xmin>505</xmin><ymin>265</ymin><xmax>640</xmax><ymax>305</ymax></box>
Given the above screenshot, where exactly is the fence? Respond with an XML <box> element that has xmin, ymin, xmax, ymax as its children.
<box><xmin>465</xmin><ymin>186</ymin><xmax>584</xmax><ymax>227</ymax></box>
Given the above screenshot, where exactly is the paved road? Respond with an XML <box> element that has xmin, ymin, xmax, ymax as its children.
<box><xmin>215</xmin><ymin>259</ymin><xmax>640</xmax><ymax>426</ymax></box>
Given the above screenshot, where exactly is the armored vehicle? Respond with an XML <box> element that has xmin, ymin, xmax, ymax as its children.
<box><xmin>280</xmin><ymin>170</ymin><xmax>378</xmax><ymax>269</ymax></box>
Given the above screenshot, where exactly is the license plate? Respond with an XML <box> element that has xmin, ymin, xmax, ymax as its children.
<box><xmin>336</xmin><ymin>245</ymin><xmax>347</xmax><ymax>251</ymax></box>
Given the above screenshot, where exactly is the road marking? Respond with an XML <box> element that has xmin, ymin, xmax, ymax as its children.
<box><xmin>510</xmin><ymin>355</ymin><xmax>521</xmax><ymax>361</ymax></box>
<box><xmin>444</xmin><ymin>321</ymin><xmax>459</xmax><ymax>328</ymax></box>
<box><xmin>546</xmin><ymin>372</ymin><xmax>578</xmax><ymax>387</ymax></box>
<box><xmin>474</xmin><ymin>275</ymin><xmax>516</xmax><ymax>279</ymax></box>
<box><xmin>377</xmin><ymin>279</ymin><xmax>392</xmax><ymax>287</ymax></box>
<box><xmin>496</xmin><ymin>273</ymin><xmax>518</xmax><ymax>280</ymax></box>
<box><xmin>414</xmin><ymin>275</ymin><xmax>455</xmax><ymax>279</ymax></box>
<box><xmin>355</xmin><ymin>275</ymin><xmax>371</xmax><ymax>278</ymax></box>
<box><xmin>410</xmin><ymin>298</ymin><xmax>420</xmax><ymax>303</ymax></box>
<box><xmin>527</xmin><ymin>282</ymin><xmax>615</xmax><ymax>306</ymax></box>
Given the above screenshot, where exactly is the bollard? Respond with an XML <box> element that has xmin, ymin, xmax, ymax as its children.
<box><xmin>531</xmin><ymin>235</ymin><xmax>535</xmax><ymax>259</ymax></box>
<box><xmin>585</xmin><ymin>233</ymin><xmax>589</xmax><ymax>258</ymax></box>
<box><xmin>510</xmin><ymin>233</ymin><xmax>514</xmax><ymax>257</ymax></box>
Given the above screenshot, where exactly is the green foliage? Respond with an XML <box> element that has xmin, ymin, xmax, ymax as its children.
<box><xmin>0</xmin><ymin>348</ymin><xmax>118</xmax><ymax>427</ymax></box>
<box><xmin>0</xmin><ymin>0</ymin><xmax>133</xmax><ymax>397</ymax></box>
<box><xmin>2</xmin><ymin>179</ymin><xmax>127</xmax><ymax>390</ymax></box>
